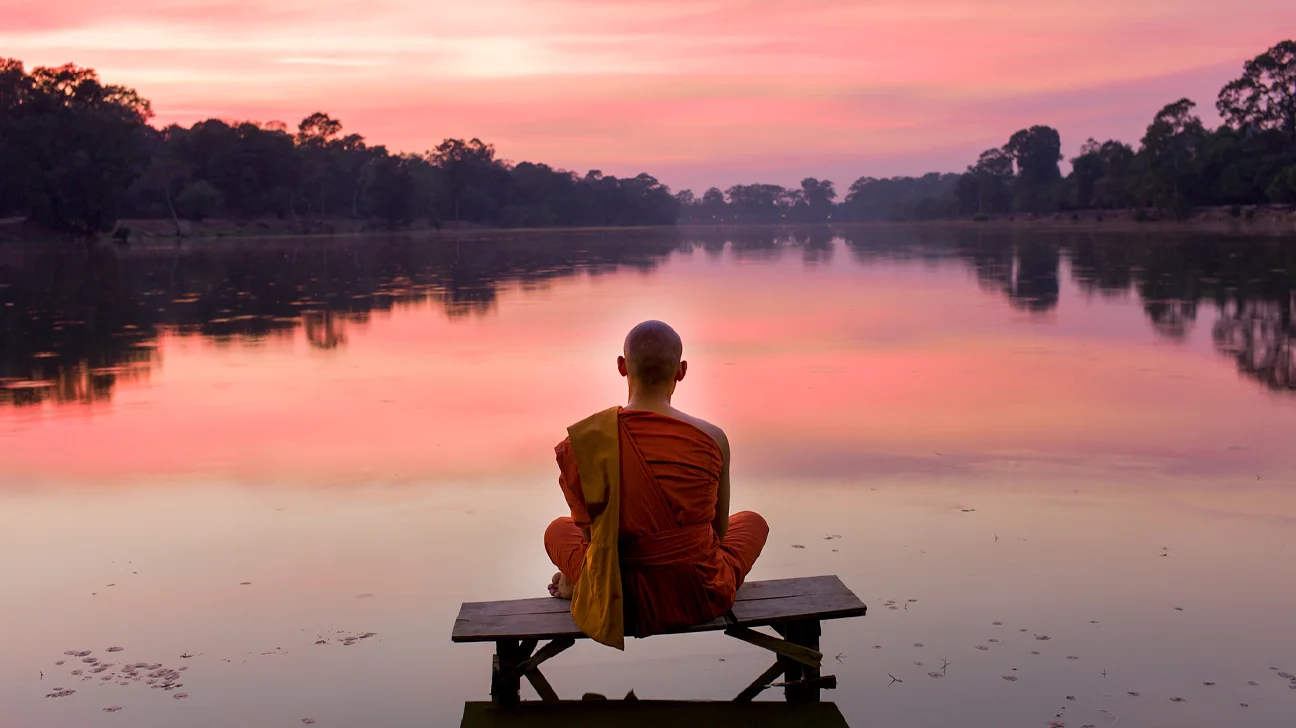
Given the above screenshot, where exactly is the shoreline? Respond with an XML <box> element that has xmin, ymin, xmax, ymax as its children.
<box><xmin>3</xmin><ymin>209</ymin><xmax>1295</xmax><ymax>246</ymax></box>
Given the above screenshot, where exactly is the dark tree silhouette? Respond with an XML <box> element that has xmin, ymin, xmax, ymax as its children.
<box><xmin>1217</xmin><ymin>40</ymin><xmax>1296</xmax><ymax>143</ymax></box>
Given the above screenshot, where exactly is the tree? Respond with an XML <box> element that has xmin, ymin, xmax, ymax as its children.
<box><xmin>363</xmin><ymin>155</ymin><xmax>417</xmax><ymax>227</ymax></box>
<box><xmin>1004</xmin><ymin>125</ymin><xmax>1062</xmax><ymax>212</ymax></box>
<box><xmin>799</xmin><ymin>178</ymin><xmax>836</xmax><ymax>222</ymax></box>
<box><xmin>133</xmin><ymin>154</ymin><xmax>191</xmax><ymax>233</ymax></box>
<box><xmin>1268</xmin><ymin>165</ymin><xmax>1296</xmax><ymax>202</ymax></box>
<box><xmin>1217</xmin><ymin>39</ymin><xmax>1296</xmax><ymax>143</ymax></box>
<box><xmin>295</xmin><ymin>112</ymin><xmax>343</xmax><ymax>147</ymax></box>
<box><xmin>700</xmin><ymin>187</ymin><xmax>727</xmax><ymax>221</ymax></box>
<box><xmin>1138</xmin><ymin>98</ymin><xmax>1208</xmax><ymax>216</ymax></box>
<box><xmin>295</xmin><ymin>112</ymin><xmax>354</xmax><ymax>218</ymax></box>
<box><xmin>0</xmin><ymin>60</ymin><xmax>152</xmax><ymax>233</ymax></box>
<box><xmin>427</xmin><ymin>138</ymin><xmax>504</xmax><ymax>223</ymax></box>
<box><xmin>174</xmin><ymin>179</ymin><xmax>223</xmax><ymax>221</ymax></box>
<box><xmin>957</xmin><ymin>148</ymin><xmax>1015</xmax><ymax>215</ymax></box>
<box><xmin>1092</xmin><ymin>140</ymin><xmax>1136</xmax><ymax>209</ymax></box>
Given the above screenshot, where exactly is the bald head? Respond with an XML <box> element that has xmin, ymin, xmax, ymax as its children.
<box><xmin>622</xmin><ymin>320</ymin><xmax>683</xmax><ymax>387</ymax></box>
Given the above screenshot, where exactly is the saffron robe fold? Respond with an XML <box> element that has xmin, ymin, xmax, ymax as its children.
<box><xmin>564</xmin><ymin>406</ymin><xmax>625</xmax><ymax>649</ymax></box>
<box><xmin>557</xmin><ymin>407</ymin><xmax>762</xmax><ymax>643</ymax></box>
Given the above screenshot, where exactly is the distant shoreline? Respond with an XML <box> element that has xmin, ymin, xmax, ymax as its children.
<box><xmin>3</xmin><ymin>206</ymin><xmax>1295</xmax><ymax>245</ymax></box>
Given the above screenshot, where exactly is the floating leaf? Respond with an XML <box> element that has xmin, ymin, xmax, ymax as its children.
<box><xmin>46</xmin><ymin>689</ymin><xmax>76</xmax><ymax>698</ymax></box>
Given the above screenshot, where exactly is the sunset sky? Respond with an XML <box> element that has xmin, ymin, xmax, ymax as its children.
<box><xmin>2</xmin><ymin>0</ymin><xmax>1292</xmax><ymax>191</ymax></box>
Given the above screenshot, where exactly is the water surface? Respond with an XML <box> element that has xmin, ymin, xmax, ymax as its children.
<box><xmin>2</xmin><ymin>227</ymin><xmax>1294</xmax><ymax>727</ymax></box>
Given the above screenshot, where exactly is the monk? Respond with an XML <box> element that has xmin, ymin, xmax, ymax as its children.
<box><xmin>544</xmin><ymin>320</ymin><xmax>768</xmax><ymax>647</ymax></box>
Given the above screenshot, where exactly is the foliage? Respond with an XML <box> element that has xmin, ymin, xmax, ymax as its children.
<box><xmin>174</xmin><ymin>180</ymin><xmax>224</xmax><ymax>222</ymax></box>
<box><xmin>0</xmin><ymin>59</ymin><xmax>152</xmax><ymax>233</ymax></box>
<box><xmin>1217</xmin><ymin>40</ymin><xmax>1296</xmax><ymax>142</ymax></box>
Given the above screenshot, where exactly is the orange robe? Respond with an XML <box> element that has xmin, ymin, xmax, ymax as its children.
<box><xmin>545</xmin><ymin>408</ymin><xmax>769</xmax><ymax>640</ymax></box>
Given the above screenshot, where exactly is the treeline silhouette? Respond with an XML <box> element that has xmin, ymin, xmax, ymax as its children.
<box><xmin>0</xmin><ymin>64</ymin><xmax>678</xmax><ymax>235</ymax></box>
<box><xmin>0</xmin><ymin>40</ymin><xmax>1293</xmax><ymax>235</ymax></box>
<box><xmin>682</xmin><ymin>40</ymin><xmax>1296</xmax><ymax>223</ymax></box>
<box><xmin>2</xmin><ymin>229</ymin><xmax>1291</xmax><ymax>407</ymax></box>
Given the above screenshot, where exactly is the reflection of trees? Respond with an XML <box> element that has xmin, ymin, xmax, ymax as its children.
<box><xmin>3</xmin><ymin>227</ymin><xmax>1294</xmax><ymax>405</ymax></box>
<box><xmin>1213</xmin><ymin>297</ymin><xmax>1295</xmax><ymax>392</ymax></box>
<box><xmin>841</xmin><ymin>227</ymin><xmax>1294</xmax><ymax>393</ymax></box>
<box><xmin>796</xmin><ymin>226</ymin><xmax>834</xmax><ymax>265</ymax></box>
<box><xmin>303</xmin><ymin>311</ymin><xmax>350</xmax><ymax>350</ymax></box>
<box><xmin>0</xmin><ymin>230</ymin><xmax>688</xmax><ymax>406</ymax></box>
<box><xmin>1009</xmin><ymin>242</ymin><xmax>1060</xmax><ymax>313</ymax></box>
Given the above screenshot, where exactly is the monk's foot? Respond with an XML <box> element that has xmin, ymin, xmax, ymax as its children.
<box><xmin>548</xmin><ymin>571</ymin><xmax>574</xmax><ymax>599</ymax></box>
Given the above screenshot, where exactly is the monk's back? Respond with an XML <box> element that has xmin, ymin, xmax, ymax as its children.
<box><xmin>617</xmin><ymin>409</ymin><xmax>722</xmax><ymax>538</ymax></box>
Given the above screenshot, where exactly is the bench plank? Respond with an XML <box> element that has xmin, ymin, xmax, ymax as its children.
<box><xmin>452</xmin><ymin>575</ymin><xmax>865</xmax><ymax>643</ymax></box>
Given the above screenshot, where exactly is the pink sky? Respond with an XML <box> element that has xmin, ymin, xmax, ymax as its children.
<box><xmin>2</xmin><ymin>1</ymin><xmax>1292</xmax><ymax>190</ymax></box>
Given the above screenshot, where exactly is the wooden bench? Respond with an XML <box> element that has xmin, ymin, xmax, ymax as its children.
<box><xmin>451</xmin><ymin>575</ymin><xmax>867</xmax><ymax>705</ymax></box>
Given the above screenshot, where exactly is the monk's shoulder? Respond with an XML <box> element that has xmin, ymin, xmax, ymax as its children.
<box><xmin>673</xmin><ymin>410</ymin><xmax>728</xmax><ymax>456</ymax></box>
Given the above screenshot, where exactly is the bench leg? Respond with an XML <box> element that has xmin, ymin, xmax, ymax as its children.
<box><xmin>778</xmin><ymin>620</ymin><xmax>822</xmax><ymax>703</ymax></box>
<box><xmin>490</xmin><ymin>639</ymin><xmax>537</xmax><ymax>705</ymax></box>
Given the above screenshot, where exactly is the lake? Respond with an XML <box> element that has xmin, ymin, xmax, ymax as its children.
<box><xmin>2</xmin><ymin>226</ymin><xmax>1294</xmax><ymax>727</ymax></box>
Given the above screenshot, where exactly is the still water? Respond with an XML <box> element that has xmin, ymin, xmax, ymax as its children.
<box><xmin>1</xmin><ymin>227</ymin><xmax>1294</xmax><ymax>727</ymax></box>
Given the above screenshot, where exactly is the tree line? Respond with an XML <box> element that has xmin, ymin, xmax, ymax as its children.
<box><xmin>1</xmin><ymin>39</ymin><xmax>1293</xmax><ymax>236</ymax></box>
<box><xmin>0</xmin><ymin>63</ymin><xmax>678</xmax><ymax>235</ymax></box>
<box><xmin>679</xmin><ymin>39</ymin><xmax>1296</xmax><ymax>223</ymax></box>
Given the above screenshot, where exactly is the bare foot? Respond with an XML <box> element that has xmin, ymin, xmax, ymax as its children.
<box><xmin>547</xmin><ymin>572</ymin><xmax>574</xmax><ymax>599</ymax></box>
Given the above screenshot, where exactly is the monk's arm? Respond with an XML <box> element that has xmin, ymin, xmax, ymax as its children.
<box><xmin>711</xmin><ymin>431</ymin><xmax>731</xmax><ymax>540</ymax></box>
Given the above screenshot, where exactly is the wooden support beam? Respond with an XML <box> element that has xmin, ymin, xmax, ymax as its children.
<box><xmin>723</xmin><ymin>625</ymin><xmax>823</xmax><ymax>669</ymax></box>
<box><xmin>734</xmin><ymin>660</ymin><xmax>785</xmax><ymax>702</ymax></box>
<box><xmin>507</xmin><ymin>636</ymin><xmax>576</xmax><ymax>680</ymax></box>
<box><xmin>772</xmin><ymin>675</ymin><xmax>838</xmax><ymax>691</ymax></box>
<box><xmin>523</xmin><ymin>667</ymin><xmax>560</xmax><ymax>703</ymax></box>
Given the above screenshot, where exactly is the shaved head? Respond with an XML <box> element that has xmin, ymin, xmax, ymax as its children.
<box><xmin>623</xmin><ymin>320</ymin><xmax>683</xmax><ymax>386</ymax></box>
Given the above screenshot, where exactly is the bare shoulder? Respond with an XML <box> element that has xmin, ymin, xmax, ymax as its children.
<box><xmin>670</xmin><ymin>408</ymin><xmax>729</xmax><ymax>456</ymax></box>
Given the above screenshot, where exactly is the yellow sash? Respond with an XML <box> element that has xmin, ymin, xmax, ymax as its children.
<box><xmin>566</xmin><ymin>406</ymin><xmax>625</xmax><ymax>650</ymax></box>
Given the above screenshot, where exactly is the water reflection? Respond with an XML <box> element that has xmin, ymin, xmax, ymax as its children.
<box><xmin>1</xmin><ymin>228</ymin><xmax>1294</xmax><ymax>408</ymax></box>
